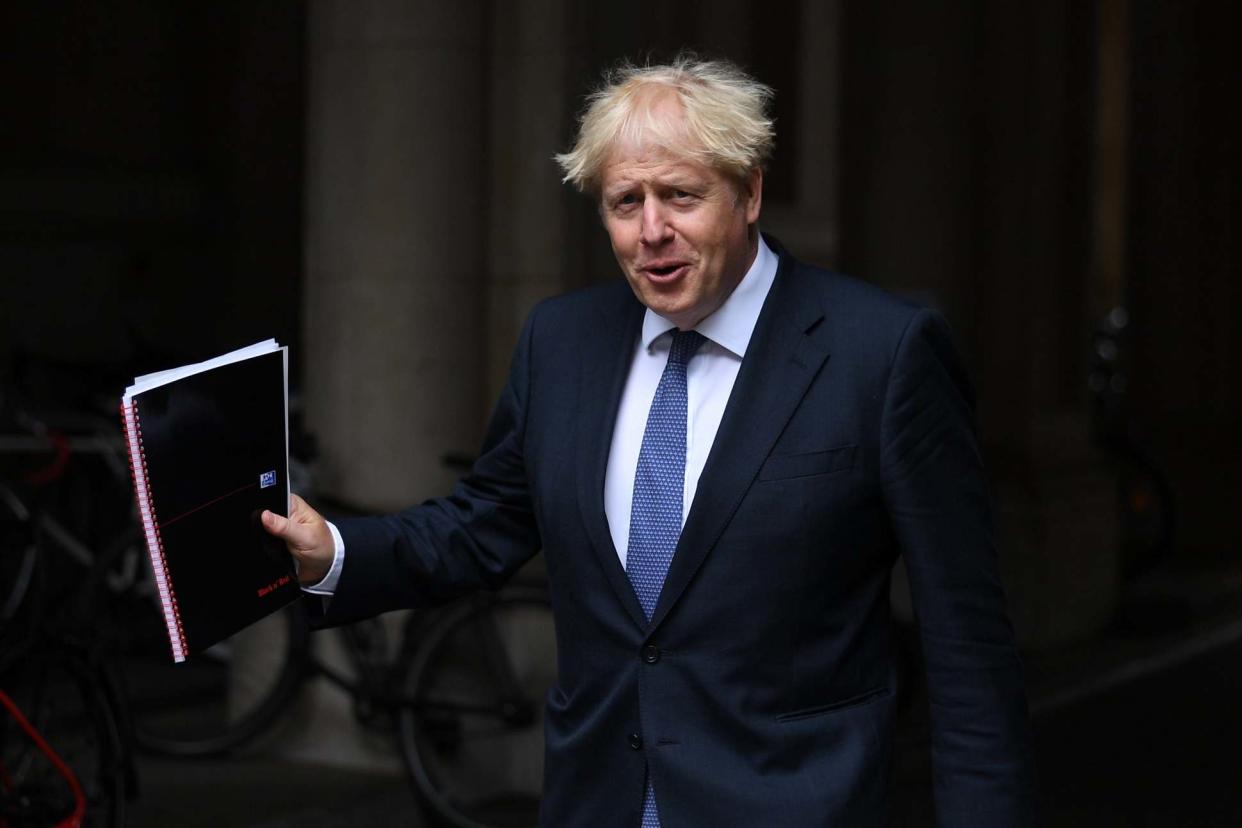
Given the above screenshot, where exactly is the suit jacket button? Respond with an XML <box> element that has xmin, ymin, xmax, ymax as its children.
<box><xmin>628</xmin><ymin>733</ymin><xmax>643</xmax><ymax>750</ymax></box>
<box><xmin>642</xmin><ymin>644</ymin><xmax>661</xmax><ymax>664</ymax></box>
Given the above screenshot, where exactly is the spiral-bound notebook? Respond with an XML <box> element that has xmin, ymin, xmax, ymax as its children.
<box><xmin>120</xmin><ymin>340</ymin><xmax>299</xmax><ymax>662</ymax></box>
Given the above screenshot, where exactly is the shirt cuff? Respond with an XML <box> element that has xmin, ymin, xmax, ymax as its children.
<box><xmin>301</xmin><ymin>520</ymin><xmax>345</xmax><ymax>595</ymax></box>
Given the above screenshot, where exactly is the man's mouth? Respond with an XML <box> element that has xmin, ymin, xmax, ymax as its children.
<box><xmin>641</xmin><ymin>261</ymin><xmax>690</xmax><ymax>281</ymax></box>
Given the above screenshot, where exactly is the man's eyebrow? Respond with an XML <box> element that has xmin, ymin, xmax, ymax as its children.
<box><xmin>658</xmin><ymin>169</ymin><xmax>708</xmax><ymax>186</ymax></box>
<box><xmin>602</xmin><ymin>176</ymin><xmax>638</xmax><ymax>194</ymax></box>
<box><xmin>605</xmin><ymin>173</ymin><xmax>706</xmax><ymax>196</ymax></box>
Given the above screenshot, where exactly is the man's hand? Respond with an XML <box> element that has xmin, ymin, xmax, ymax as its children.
<box><xmin>261</xmin><ymin>494</ymin><xmax>335</xmax><ymax>586</ymax></box>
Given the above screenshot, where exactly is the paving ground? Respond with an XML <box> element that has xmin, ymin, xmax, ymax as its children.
<box><xmin>130</xmin><ymin>563</ymin><xmax>1242</xmax><ymax>827</ymax></box>
<box><xmin>130</xmin><ymin>756</ymin><xmax>424</xmax><ymax>827</ymax></box>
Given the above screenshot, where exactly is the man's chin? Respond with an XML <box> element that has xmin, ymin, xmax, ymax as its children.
<box><xmin>652</xmin><ymin>302</ymin><xmax>703</xmax><ymax>330</ymax></box>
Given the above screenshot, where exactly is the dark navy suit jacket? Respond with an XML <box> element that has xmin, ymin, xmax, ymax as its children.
<box><xmin>324</xmin><ymin>237</ymin><xmax>1037</xmax><ymax>825</ymax></box>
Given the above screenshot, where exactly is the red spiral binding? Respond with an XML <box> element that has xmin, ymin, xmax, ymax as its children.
<box><xmin>120</xmin><ymin>399</ymin><xmax>187</xmax><ymax>662</ymax></box>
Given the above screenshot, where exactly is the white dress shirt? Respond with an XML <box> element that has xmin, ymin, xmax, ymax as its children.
<box><xmin>307</xmin><ymin>236</ymin><xmax>778</xmax><ymax>592</ymax></box>
<box><xmin>604</xmin><ymin>237</ymin><xmax>777</xmax><ymax>566</ymax></box>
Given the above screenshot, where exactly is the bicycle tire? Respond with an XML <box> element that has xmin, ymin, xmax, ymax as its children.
<box><xmin>0</xmin><ymin>646</ymin><xmax>127</xmax><ymax>827</ymax></box>
<box><xmin>397</xmin><ymin>589</ymin><xmax>556</xmax><ymax>828</ymax></box>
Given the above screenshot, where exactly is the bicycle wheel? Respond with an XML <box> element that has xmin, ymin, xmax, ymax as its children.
<box><xmin>0</xmin><ymin>647</ymin><xmax>127</xmax><ymax>827</ymax></box>
<box><xmin>109</xmin><ymin>527</ymin><xmax>310</xmax><ymax>756</ymax></box>
<box><xmin>397</xmin><ymin>590</ymin><xmax>556</xmax><ymax>828</ymax></box>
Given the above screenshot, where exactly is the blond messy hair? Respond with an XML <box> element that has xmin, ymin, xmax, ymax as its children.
<box><xmin>555</xmin><ymin>55</ymin><xmax>775</xmax><ymax>197</ymax></box>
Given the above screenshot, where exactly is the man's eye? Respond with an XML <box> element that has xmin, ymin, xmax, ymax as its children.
<box><xmin>672</xmin><ymin>190</ymin><xmax>696</xmax><ymax>200</ymax></box>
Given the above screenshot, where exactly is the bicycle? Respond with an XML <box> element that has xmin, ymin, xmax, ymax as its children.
<box><xmin>0</xmin><ymin>479</ymin><xmax>133</xmax><ymax>828</ymax></box>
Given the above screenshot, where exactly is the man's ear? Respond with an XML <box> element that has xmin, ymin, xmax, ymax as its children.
<box><xmin>741</xmin><ymin>168</ymin><xmax>763</xmax><ymax>224</ymax></box>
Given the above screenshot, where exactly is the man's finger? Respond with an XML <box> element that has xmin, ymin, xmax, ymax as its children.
<box><xmin>288</xmin><ymin>493</ymin><xmax>313</xmax><ymax>521</ymax></box>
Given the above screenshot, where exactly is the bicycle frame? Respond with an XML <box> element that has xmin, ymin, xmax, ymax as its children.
<box><xmin>0</xmin><ymin>688</ymin><xmax>87</xmax><ymax>828</ymax></box>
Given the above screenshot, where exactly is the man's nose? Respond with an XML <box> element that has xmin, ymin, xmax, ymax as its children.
<box><xmin>639</xmin><ymin>199</ymin><xmax>672</xmax><ymax>246</ymax></box>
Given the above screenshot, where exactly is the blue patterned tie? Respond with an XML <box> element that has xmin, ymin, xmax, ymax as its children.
<box><xmin>626</xmin><ymin>328</ymin><xmax>704</xmax><ymax>827</ymax></box>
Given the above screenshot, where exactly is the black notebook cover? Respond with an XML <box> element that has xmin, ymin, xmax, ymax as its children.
<box><xmin>122</xmin><ymin>345</ymin><xmax>299</xmax><ymax>661</ymax></box>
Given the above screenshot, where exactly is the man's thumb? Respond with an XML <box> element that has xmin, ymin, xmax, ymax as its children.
<box><xmin>260</xmin><ymin>509</ymin><xmax>291</xmax><ymax>538</ymax></box>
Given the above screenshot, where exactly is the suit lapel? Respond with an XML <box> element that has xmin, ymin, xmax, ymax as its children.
<box><xmin>647</xmin><ymin>251</ymin><xmax>831</xmax><ymax>633</ymax></box>
<box><xmin>575</xmin><ymin>288</ymin><xmax>649</xmax><ymax>630</ymax></box>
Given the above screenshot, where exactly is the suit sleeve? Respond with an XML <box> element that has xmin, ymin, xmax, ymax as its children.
<box><xmin>881</xmin><ymin>309</ymin><xmax>1038</xmax><ymax>825</ymax></box>
<box><xmin>317</xmin><ymin>308</ymin><xmax>543</xmax><ymax>626</ymax></box>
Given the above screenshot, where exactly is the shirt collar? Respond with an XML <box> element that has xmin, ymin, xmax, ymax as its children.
<box><xmin>639</xmin><ymin>235</ymin><xmax>777</xmax><ymax>358</ymax></box>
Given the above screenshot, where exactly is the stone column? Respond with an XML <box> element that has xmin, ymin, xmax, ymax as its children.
<box><xmin>972</xmin><ymin>3</ymin><xmax>1119</xmax><ymax>648</ymax></box>
<box><xmin>304</xmin><ymin>0</ymin><xmax>487</xmax><ymax>513</ymax></box>
<box><xmin>484</xmin><ymin>0</ymin><xmax>573</xmax><ymax>401</ymax></box>
<box><xmin>285</xmin><ymin>0</ymin><xmax>487</xmax><ymax>770</ymax></box>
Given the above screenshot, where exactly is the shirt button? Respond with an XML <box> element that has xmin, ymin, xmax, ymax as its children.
<box><xmin>642</xmin><ymin>644</ymin><xmax>661</xmax><ymax>664</ymax></box>
<box><xmin>628</xmin><ymin>733</ymin><xmax>643</xmax><ymax>750</ymax></box>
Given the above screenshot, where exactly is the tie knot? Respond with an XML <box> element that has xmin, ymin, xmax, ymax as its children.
<box><xmin>667</xmin><ymin>329</ymin><xmax>705</xmax><ymax>367</ymax></box>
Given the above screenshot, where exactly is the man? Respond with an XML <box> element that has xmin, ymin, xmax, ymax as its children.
<box><xmin>264</xmin><ymin>57</ymin><xmax>1036</xmax><ymax>826</ymax></box>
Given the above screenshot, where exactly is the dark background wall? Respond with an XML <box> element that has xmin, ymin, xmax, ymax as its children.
<box><xmin>1126</xmin><ymin>2</ymin><xmax>1240</xmax><ymax>562</ymax></box>
<box><xmin>0</xmin><ymin>2</ymin><xmax>304</xmax><ymax>404</ymax></box>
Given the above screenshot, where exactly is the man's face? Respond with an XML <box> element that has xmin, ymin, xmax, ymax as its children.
<box><xmin>599</xmin><ymin>141</ymin><xmax>762</xmax><ymax>330</ymax></box>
